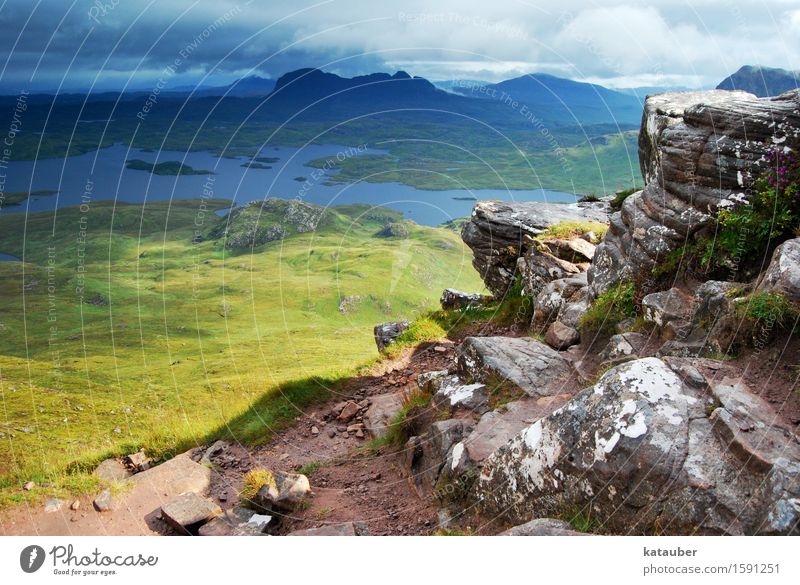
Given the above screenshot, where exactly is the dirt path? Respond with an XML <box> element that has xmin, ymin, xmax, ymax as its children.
<box><xmin>0</xmin><ymin>341</ymin><xmax>464</xmax><ymax>536</ymax></box>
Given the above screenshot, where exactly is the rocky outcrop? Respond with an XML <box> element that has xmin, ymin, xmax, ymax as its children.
<box><xmin>457</xmin><ymin>336</ymin><xmax>573</xmax><ymax>397</ymax></box>
<box><xmin>473</xmin><ymin>358</ymin><xmax>800</xmax><ymax>535</ymax></box>
<box><xmin>440</xmin><ymin>288</ymin><xmax>492</xmax><ymax>310</ymax></box>
<box><xmin>461</xmin><ymin>200</ymin><xmax>609</xmax><ymax>296</ymax></box>
<box><xmin>590</xmin><ymin>89</ymin><xmax>800</xmax><ymax>296</ymax></box>
<box><xmin>210</xmin><ymin>198</ymin><xmax>329</xmax><ymax>249</ymax></box>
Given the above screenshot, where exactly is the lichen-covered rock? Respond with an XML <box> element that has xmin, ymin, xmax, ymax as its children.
<box><xmin>599</xmin><ymin>332</ymin><xmax>648</xmax><ymax>363</ymax></box>
<box><xmin>430</xmin><ymin>375</ymin><xmax>489</xmax><ymax>414</ymax></box>
<box><xmin>474</xmin><ymin>357</ymin><xmax>800</xmax><ymax>534</ymax></box>
<box><xmin>461</xmin><ymin>200</ymin><xmax>609</xmax><ymax>296</ymax></box>
<box><xmin>642</xmin><ymin>287</ymin><xmax>697</xmax><ymax>327</ymax></box>
<box><xmin>198</xmin><ymin>507</ymin><xmax>272</xmax><ymax>536</ymax></box>
<box><xmin>457</xmin><ymin>336</ymin><xmax>573</xmax><ymax>397</ymax></box>
<box><xmin>756</xmin><ymin>238</ymin><xmax>800</xmax><ymax>303</ymax></box>
<box><xmin>590</xmin><ymin>89</ymin><xmax>800</xmax><ymax>296</ymax></box>
<box><xmin>373</xmin><ymin>321</ymin><xmax>409</xmax><ymax>353</ymax></box>
<box><xmin>440</xmin><ymin>288</ymin><xmax>492</xmax><ymax>311</ymax></box>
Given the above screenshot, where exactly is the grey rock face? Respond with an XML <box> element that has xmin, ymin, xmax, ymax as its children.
<box><xmin>757</xmin><ymin>238</ymin><xmax>800</xmax><ymax>303</ymax></box>
<box><xmin>533</xmin><ymin>274</ymin><xmax>587</xmax><ymax>326</ymax></box>
<box><xmin>474</xmin><ymin>358</ymin><xmax>800</xmax><ymax>534</ymax></box>
<box><xmin>590</xmin><ymin>89</ymin><xmax>800</xmax><ymax>296</ymax></box>
<box><xmin>599</xmin><ymin>332</ymin><xmax>648</xmax><ymax>363</ymax></box>
<box><xmin>642</xmin><ymin>287</ymin><xmax>697</xmax><ymax>327</ymax></box>
<box><xmin>457</xmin><ymin>336</ymin><xmax>573</xmax><ymax>397</ymax></box>
<box><xmin>461</xmin><ymin>200</ymin><xmax>609</xmax><ymax>296</ymax></box>
<box><xmin>373</xmin><ymin>321</ymin><xmax>409</xmax><ymax>353</ymax></box>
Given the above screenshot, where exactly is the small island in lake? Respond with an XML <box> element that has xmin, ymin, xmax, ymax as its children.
<box><xmin>1</xmin><ymin>189</ymin><xmax>59</xmax><ymax>207</ymax></box>
<box><xmin>125</xmin><ymin>159</ymin><xmax>214</xmax><ymax>176</ymax></box>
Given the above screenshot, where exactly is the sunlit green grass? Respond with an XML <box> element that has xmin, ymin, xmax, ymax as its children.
<box><xmin>0</xmin><ymin>197</ymin><xmax>484</xmax><ymax>505</ymax></box>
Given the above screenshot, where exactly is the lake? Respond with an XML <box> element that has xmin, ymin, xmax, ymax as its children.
<box><xmin>0</xmin><ymin>144</ymin><xmax>577</xmax><ymax>227</ymax></box>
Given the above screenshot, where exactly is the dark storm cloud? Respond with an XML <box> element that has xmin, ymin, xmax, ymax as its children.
<box><xmin>0</xmin><ymin>0</ymin><xmax>797</xmax><ymax>92</ymax></box>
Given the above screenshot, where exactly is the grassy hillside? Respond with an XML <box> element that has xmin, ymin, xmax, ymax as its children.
<box><xmin>0</xmin><ymin>197</ymin><xmax>483</xmax><ymax>502</ymax></box>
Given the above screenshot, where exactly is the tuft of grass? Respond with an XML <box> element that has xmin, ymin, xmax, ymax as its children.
<box><xmin>610</xmin><ymin>187</ymin><xmax>637</xmax><ymax>210</ymax></box>
<box><xmin>735</xmin><ymin>291</ymin><xmax>798</xmax><ymax>329</ymax></box>
<box><xmin>240</xmin><ymin>468</ymin><xmax>276</xmax><ymax>502</ymax></box>
<box><xmin>558</xmin><ymin>504</ymin><xmax>602</xmax><ymax>534</ymax></box>
<box><xmin>385</xmin><ymin>317</ymin><xmax>447</xmax><ymax>357</ymax></box>
<box><xmin>580</xmin><ymin>281</ymin><xmax>637</xmax><ymax>333</ymax></box>
<box><xmin>297</xmin><ymin>461</ymin><xmax>321</xmax><ymax>476</ymax></box>
<box><xmin>535</xmin><ymin>220</ymin><xmax>608</xmax><ymax>241</ymax></box>
<box><xmin>484</xmin><ymin>375</ymin><xmax>527</xmax><ymax>409</ymax></box>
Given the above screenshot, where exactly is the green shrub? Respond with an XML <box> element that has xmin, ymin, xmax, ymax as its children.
<box><xmin>580</xmin><ymin>281</ymin><xmax>637</xmax><ymax>332</ymax></box>
<box><xmin>735</xmin><ymin>292</ymin><xmax>798</xmax><ymax>329</ymax></box>
<box><xmin>715</xmin><ymin>149</ymin><xmax>798</xmax><ymax>273</ymax></box>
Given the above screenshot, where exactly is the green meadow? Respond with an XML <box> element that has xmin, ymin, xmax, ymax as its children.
<box><xmin>0</xmin><ymin>197</ymin><xmax>483</xmax><ymax>504</ymax></box>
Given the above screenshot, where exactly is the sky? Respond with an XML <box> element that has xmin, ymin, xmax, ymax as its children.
<box><xmin>0</xmin><ymin>0</ymin><xmax>798</xmax><ymax>92</ymax></box>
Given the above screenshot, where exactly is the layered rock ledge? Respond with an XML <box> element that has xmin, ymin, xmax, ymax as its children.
<box><xmin>590</xmin><ymin>89</ymin><xmax>800</xmax><ymax>295</ymax></box>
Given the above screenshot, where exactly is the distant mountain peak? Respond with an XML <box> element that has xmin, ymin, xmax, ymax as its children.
<box><xmin>717</xmin><ymin>65</ymin><xmax>799</xmax><ymax>97</ymax></box>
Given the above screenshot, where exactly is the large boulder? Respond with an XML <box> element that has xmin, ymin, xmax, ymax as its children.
<box><xmin>461</xmin><ymin>200</ymin><xmax>609</xmax><ymax>296</ymax></box>
<box><xmin>456</xmin><ymin>336</ymin><xmax>573</xmax><ymax>397</ymax></box>
<box><xmin>474</xmin><ymin>358</ymin><xmax>800</xmax><ymax>534</ymax></box>
<box><xmin>590</xmin><ymin>89</ymin><xmax>800</xmax><ymax>296</ymax></box>
<box><xmin>757</xmin><ymin>238</ymin><xmax>800</xmax><ymax>303</ymax></box>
